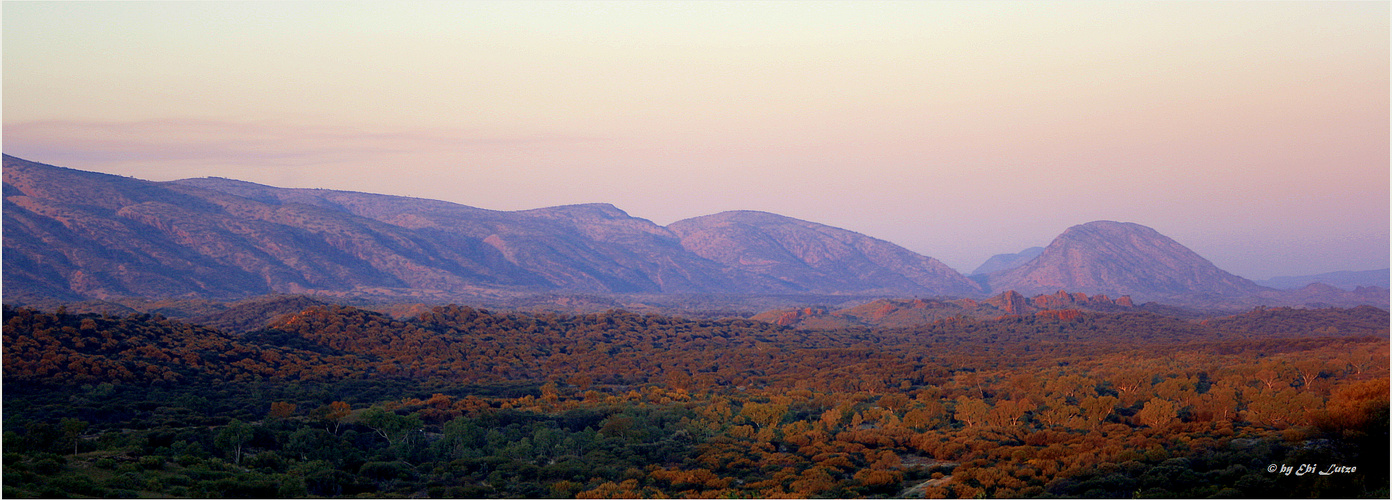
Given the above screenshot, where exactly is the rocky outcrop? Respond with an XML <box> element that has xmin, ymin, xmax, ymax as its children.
<box><xmin>986</xmin><ymin>290</ymin><xmax>1030</xmax><ymax>315</ymax></box>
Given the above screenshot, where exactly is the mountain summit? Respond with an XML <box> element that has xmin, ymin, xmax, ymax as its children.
<box><xmin>984</xmin><ymin>221</ymin><xmax>1265</xmax><ymax>301</ymax></box>
<box><xmin>668</xmin><ymin>211</ymin><xmax>983</xmax><ymax>296</ymax></box>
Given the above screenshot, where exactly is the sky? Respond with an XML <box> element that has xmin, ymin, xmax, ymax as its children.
<box><xmin>4</xmin><ymin>1</ymin><xmax>1388</xmax><ymax>280</ymax></box>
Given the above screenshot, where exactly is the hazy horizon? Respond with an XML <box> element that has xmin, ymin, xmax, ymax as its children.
<box><xmin>4</xmin><ymin>1</ymin><xmax>1388</xmax><ymax>280</ymax></box>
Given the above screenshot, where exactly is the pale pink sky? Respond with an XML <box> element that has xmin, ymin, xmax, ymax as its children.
<box><xmin>4</xmin><ymin>1</ymin><xmax>1388</xmax><ymax>279</ymax></box>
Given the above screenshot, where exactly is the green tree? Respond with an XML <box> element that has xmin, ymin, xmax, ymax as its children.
<box><xmin>360</xmin><ymin>407</ymin><xmax>423</xmax><ymax>446</ymax></box>
<box><xmin>215</xmin><ymin>419</ymin><xmax>254</xmax><ymax>464</ymax></box>
<box><xmin>60</xmin><ymin>418</ymin><xmax>88</xmax><ymax>456</ymax></box>
<box><xmin>287</xmin><ymin>427</ymin><xmax>334</xmax><ymax>462</ymax></box>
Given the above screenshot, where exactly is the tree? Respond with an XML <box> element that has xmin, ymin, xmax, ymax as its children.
<box><xmin>1243</xmin><ymin>388</ymin><xmax>1320</xmax><ymax>428</ymax></box>
<box><xmin>1079</xmin><ymin>395</ymin><xmax>1118</xmax><ymax>428</ymax></box>
<box><xmin>1316</xmin><ymin>377</ymin><xmax>1389</xmax><ymax>431</ymax></box>
<box><xmin>1193</xmin><ymin>381</ymin><xmax>1241</xmax><ymax>422</ymax></box>
<box><xmin>1036</xmin><ymin>397</ymin><xmax>1079</xmax><ymax>428</ymax></box>
<box><xmin>954</xmin><ymin>397</ymin><xmax>991</xmax><ymax>428</ymax></box>
<box><xmin>540</xmin><ymin>381</ymin><xmax>561</xmax><ymax>403</ymax></box>
<box><xmin>1111</xmin><ymin>369</ymin><xmax>1153</xmax><ymax>404</ymax></box>
<box><xmin>903</xmin><ymin>405</ymin><xmax>944</xmax><ymax>431</ymax></box>
<box><xmin>269</xmin><ymin>401</ymin><xmax>297</xmax><ymax>419</ymax></box>
<box><xmin>1134</xmin><ymin>398</ymin><xmax>1178</xmax><ymax>429</ymax></box>
<box><xmin>740</xmin><ymin>402</ymin><xmax>788</xmax><ymax>430</ymax></box>
<box><xmin>326</xmin><ymin>401</ymin><xmax>351</xmax><ymax>434</ymax></box>
<box><xmin>360</xmin><ymin>407</ymin><xmax>423</xmax><ymax>446</ymax></box>
<box><xmin>59</xmin><ymin>418</ymin><xmax>87</xmax><ymax>456</ymax></box>
<box><xmin>987</xmin><ymin>398</ymin><xmax>1034</xmax><ymax>427</ymax></box>
<box><xmin>215</xmin><ymin>419</ymin><xmax>253</xmax><ymax>464</ymax></box>
<box><xmin>286</xmin><ymin>427</ymin><xmax>334</xmax><ymax>462</ymax></box>
<box><xmin>878</xmin><ymin>393</ymin><xmax>910</xmax><ymax>412</ymax></box>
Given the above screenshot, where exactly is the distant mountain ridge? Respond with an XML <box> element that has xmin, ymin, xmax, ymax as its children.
<box><xmin>2</xmin><ymin>155</ymin><xmax>979</xmax><ymax>302</ymax></box>
<box><xmin>1256</xmin><ymin>269</ymin><xmax>1390</xmax><ymax>291</ymax></box>
<box><xmin>4</xmin><ymin>155</ymin><xmax>1386</xmax><ymax>310</ymax></box>
<box><xmin>971</xmin><ymin>247</ymin><xmax>1044</xmax><ymax>276</ymax></box>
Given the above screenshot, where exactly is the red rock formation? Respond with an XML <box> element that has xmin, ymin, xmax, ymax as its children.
<box><xmin>1036</xmin><ymin>309</ymin><xmax>1082</xmax><ymax>321</ymax></box>
<box><xmin>988</xmin><ymin>290</ymin><xmax>1030</xmax><ymax>315</ymax></box>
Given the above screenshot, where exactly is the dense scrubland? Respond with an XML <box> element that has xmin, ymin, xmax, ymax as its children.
<box><xmin>3</xmin><ymin>302</ymin><xmax>1387</xmax><ymax>498</ymax></box>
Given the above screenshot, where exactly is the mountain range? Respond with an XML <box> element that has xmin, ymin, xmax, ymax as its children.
<box><xmin>2</xmin><ymin>155</ymin><xmax>978</xmax><ymax>302</ymax></box>
<box><xmin>3</xmin><ymin>155</ymin><xmax>1385</xmax><ymax>309</ymax></box>
<box><xmin>1256</xmin><ymin>269</ymin><xmax>1390</xmax><ymax>291</ymax></box>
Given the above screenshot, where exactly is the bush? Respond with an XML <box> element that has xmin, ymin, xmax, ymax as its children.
<box><xmin>2</xmin><ymin>452</ymin><xmax>26</xmax><ymax>469</ymax></box>
<box><xmin>243</xmin><ymin>452</ymin><xmax>286</xmax><ymax>473</ymax></box>
<box><xmin>207</xmin><ymin>475</ymin><xmax>278</xmax><ymax>498</ymax></box>
<box><xmin>105</xmin><ymin>472</ymin><xmax>143</xmax><ymax>491</ymax></box>
<box><xmin>102</xmin><ymin>488</ymin><xmax>139</xmax><ymax>498</ymax></box>
<box><xmin>32</xmin><ymin>458</ymin><xmax>63</xmax><ymax>475</ymax></box>
<box><xmin>51</xmin><ymin>475</ymin><xmax>103</xmax><ymax>497</ymax></box>
<box><xmin>276</xmin><ymin>477</ymin><xmax>308</xmax><ymax>497</ymax></box>
<box><xmin>358</xmin><ymin>461</ymin><xmax>414</xmax><ymax>481</ymax></box>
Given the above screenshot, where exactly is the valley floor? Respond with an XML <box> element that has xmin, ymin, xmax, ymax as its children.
<box><xmin>2</xmin><ymin>303</ymin><xmax>1387</xmax><ymax>498</ymax></box>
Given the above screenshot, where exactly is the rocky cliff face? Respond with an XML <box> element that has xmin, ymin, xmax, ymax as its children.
<box><xmin>984</xmin><ymin>221</ymin><xmax>1265</xmax><ymax>301</ymax></box>
<box><xmin>3</xmin><ymin>155</ymin><xmax>981</xmax><ymax>301</ymax></box>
